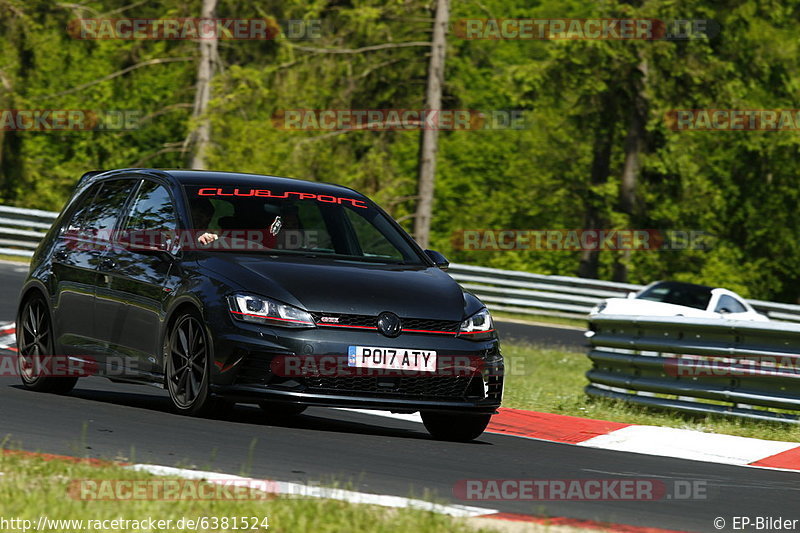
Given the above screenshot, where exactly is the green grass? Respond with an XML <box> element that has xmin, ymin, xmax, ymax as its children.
<box><xmin>491</xmin><ymin>311</ymin><xmax>587</xmax><ymax>329</ymax></box>
<box><xmin>0</xmin><ymin>452</ymin><xmax>495</xmax><ymax>533</ymax></box>
<box><xmin>0</xmin><ymin>254</ymin><xmax>30</xmax><ymax>264</ymax></box>
<box><xmin>502</xmin><ymin>342</ymin><xmax>800</xmax><ymax>442</ymax></box>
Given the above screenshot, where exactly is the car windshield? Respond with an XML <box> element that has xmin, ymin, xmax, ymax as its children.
<box><xmin>183</xmin><ymin>184</ymin><xmax>424</xmax><ymax>265</ymax></box>
<box><xmin>637</xmin><ymin>282</ymin><xmax>712</xmax><ymax>310</ymax></box>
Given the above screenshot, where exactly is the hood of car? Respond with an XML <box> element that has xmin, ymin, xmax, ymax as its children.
<box><xmin>197</xmin><ymin>254</ymin><xmax>466</xmax><ymax>320</ymax></box>
<box><xmin>597</xmin><ymin>297</ymin><xmax>712</xmax><ymax>317</ymax></box>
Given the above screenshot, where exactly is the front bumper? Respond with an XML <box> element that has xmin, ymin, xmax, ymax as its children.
<box><xmin>208</xmin><ymin>321</ymin><xmax>504</xmax><ymax>413</ymax></box>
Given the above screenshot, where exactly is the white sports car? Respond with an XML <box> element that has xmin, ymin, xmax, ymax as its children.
<box><xmin>590</xmin><ymin>280</ymin><xmax>769</xmax><ymax>321</ymax></box>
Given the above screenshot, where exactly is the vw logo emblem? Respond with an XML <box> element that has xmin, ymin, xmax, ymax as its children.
<box><xmin>377</xmin><ymin>312</ymin><xmax>402</xmax><ymax>338</ymax></box>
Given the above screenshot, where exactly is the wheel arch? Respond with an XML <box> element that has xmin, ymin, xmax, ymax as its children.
<box><xmin>16</xmin><ymin>281</ymin><xmax>53</xmax><ymax>335</ymax></box>
<box><xmin>160</xmin><ymin>295</ymin><xmax>209</xmax><ymax>375</ymax></box>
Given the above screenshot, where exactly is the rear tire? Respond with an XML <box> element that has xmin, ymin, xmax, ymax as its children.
<box><xmin>165</xmin><ymin>311</ymin><xmax>213</xmax><ymax>416</ymax></box>
<box><xmin>17</xmin><ymin>295</ymin><xmax>78</xmax><ymax>394</ymax></box>
<box><xmin>421</xmin><ymin>412</ymin><xmax>491</xmax><ymax>442</ymax></box>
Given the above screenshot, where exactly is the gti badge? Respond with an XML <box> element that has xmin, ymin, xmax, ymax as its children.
<box><xmin>377</xmin><ymin>312</ymin><xmax>402</xmax><ymax>338</ymax></box>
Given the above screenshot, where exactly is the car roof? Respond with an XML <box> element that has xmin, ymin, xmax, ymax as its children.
<box><xmin>83</xmin><ymin>168</ymin><xmax>366</xmax><ymax>199</ymax></box>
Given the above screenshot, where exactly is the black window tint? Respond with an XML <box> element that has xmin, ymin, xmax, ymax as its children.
<box><xmin>80</xmin><ymin>180</ymin><xmax>136</xmax><ymax>239</ymax></box>
<box><xmin>62</xmin><ymin>184</ymin><xmax>103</xmax><ymax>234</ymax></box>
<box><xmin>344</xmin><ymin>208</ymin><xmax>404</xmax><ymax>260</ymax></box>
<box><xmin>124</xmin><ymin>181</ymin><xmax>177</xmax><ymax>232</ymax></box>
<box><xmin>716</xmin><ymin>295</ymin><xmax>747</xmax><ymax>313</ymax></box>
<box><xmin>294</xmin><ymin>201</ymin><xmax>333</xmax><ymax>251</ymax></box>
<box><xmin>182</xmin><ymin>184</ymin><xmax>423</xmax><ymax>264</ymax></box>
<box><xmin>638</xmin><ymin>282</ymin><xmax>712</xmax><ymax>310</ymax></box>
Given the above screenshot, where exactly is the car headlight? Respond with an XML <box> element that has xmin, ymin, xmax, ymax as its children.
<box><xmin>458</xmin><ymin>308</ymin><xmax>495</xmax><ymax>340</ymax></box>
<box><xmin>227</xmin><ymin>293</ymin><xmax>315</xmax><ymax>328</ymax></box>
<box><xmin>590</xmin><ymin>301</ymin><xmax>607</xmax><ymax>315</ymax></box>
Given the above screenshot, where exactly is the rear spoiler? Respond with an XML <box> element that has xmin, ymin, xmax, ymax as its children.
<box><xmin>78</xmin><ymin>170</ymin><xmax>106</xmax><ymax>186</ymax></box>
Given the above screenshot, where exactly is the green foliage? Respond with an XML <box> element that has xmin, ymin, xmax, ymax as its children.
<box><xmin>2</xmin><ymin>0</ymin><xmax>800</xmax><ymax>301</ymax></box>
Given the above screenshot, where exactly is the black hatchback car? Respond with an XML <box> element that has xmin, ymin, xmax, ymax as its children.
<box><xmin>16</xmin><ymin>169</ymin><xmax>503</xmax><ymax>441</ymax></box>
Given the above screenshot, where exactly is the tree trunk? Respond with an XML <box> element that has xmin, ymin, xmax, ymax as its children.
<box><xmin>189</xmin><ymin>0</ymin><xmax>218</xmax><ymax>169</ymax></box>
<box><xmin>612</xmin><ymin>58</ymin><xmax>649</xmax><ymax>282</ymax></box>
<box><xmin>578</xmin><ymin>94</ymin><xmax>616</xmax><ymax>279</ymax></box>
<box><xmin>413</xmin><ymin>0</ymin><xmax>449</xmax><ymax>249</ymax></box>
<box><xmin>619</xmin><ymin>58</ymin><xmax>648</xmax><ymax>217</ymax></box>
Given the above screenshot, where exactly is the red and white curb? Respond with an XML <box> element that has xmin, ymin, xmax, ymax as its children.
<box><xmin>341</xmin><ymin>408</ymin><xmax>800</xmax><ymax>472</ymax></box>
<box><xmin>0</xmin><ymin>321</ymin><xmax>15</xmax><ymax>351</ymax></box>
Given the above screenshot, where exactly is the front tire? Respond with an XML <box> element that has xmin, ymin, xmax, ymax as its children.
<box><xmin>421</xmin><ymin>412</ymin><xmax>492</xmax><ymax>442</ymax></box>
<box><xmin>17</xmin><ymin>295</ymin><xmax>77</xmax><ymax>394</ymax></box>
<box><xmin>165</xmin><ymin>311</ymin><xmax>213</xmax><ymax>416</ymax></box>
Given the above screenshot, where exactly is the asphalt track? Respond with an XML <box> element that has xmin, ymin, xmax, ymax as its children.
<box><xmin>1</xmin><ymin>261</ymin><xmax>798</xmax><ymax>532</ymax></box>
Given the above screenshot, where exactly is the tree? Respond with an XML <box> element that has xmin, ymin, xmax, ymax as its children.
<box><xmin>188</xmin><ymin>0</ymin><xmax>219</xmax><ymax>169</ymax></box>
<box><xmin>413</xmin><ymin>0</ymin><xmax>449</xmax><ymax>249</ymax></box>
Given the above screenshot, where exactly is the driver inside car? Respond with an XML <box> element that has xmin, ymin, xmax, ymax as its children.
<box><xmin>191</xmin><ymin>197</ymin><xmax>219</xmax><ymax>245</ymax></box>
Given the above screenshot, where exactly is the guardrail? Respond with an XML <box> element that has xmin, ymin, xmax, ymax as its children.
<box><xmin>446</xmin><ymin>263</ymin><xmax>638</xmax><ymax>320</ymax></box>
<box><xmin>586</xmin><ymin>314</ymin><xmax>800</xmax><ymax>423</ymax></box>
<box><xmin>2</xmin><ymin>204</ymin><xmax>800</xmax><ymax>322</ymax></box>
<box><xmin>0</xmin><ymin>205</ymin><xmax>58</xmax><ymax>258</ymax></box>
<box><xmin>446</xmin><ymin>264</ymin><xmax>800</xmax><ymax>323</ymax></box>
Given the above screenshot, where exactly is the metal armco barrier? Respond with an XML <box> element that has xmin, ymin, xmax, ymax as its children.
<box><xmin>0</xmin><ymin>205</ymin><xmax>58</xmax><ymax>258</ymax></box>
<box><xmin>586</xmin><ymin>314</ymin><xmax>800</xmax><ymax>423</ymax></box>
<box><xmin>2</xmin><ymin>203</ymin><xmax>800</xmax><ymax>322</ymax></box>
<box><xmin>446</xmin><ymin>263</ymin><xmax>637</xmax><ymax>319</ymax></box>
<box><xmin>445</xmin><ymin>263</ymin><xmax>800</xmax><ymax>323</ymax></box>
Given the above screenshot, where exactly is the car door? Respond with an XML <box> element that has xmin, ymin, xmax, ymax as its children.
<box><xmin>95</xmin><ymin>179</ymin><xmax>178</xmax><ymax>375</ymax></box>
<box><xmin>51</xmin><ymin>179</ymin><xmax>137</xmax><ymax>357</ymax></box>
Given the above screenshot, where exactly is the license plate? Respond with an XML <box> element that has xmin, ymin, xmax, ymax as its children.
<box><xmin>348</xmin><ymin>346</ymin><xmax>437</xmax><ymax>372</ymax></box>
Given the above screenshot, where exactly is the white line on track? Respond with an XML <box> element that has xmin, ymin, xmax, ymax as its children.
<box><xmin>127</xmin><ymin>464</ymin><xmax>497</xmax><ymax>518</ymax></box>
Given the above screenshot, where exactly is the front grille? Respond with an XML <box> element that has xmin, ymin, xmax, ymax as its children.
<box><xmin>311</xmin><ymin>312</ymin><xmax>375</xmax><ymax>328</ymax></box>
<box><xmin>231</xmin><ymin>351</ymin><xmax>494</xmax><ymax>401</ymax></box>
<box><xmin>305</xmin><ymin>376</ymin><xmax>472</xmax><ymax>399</ymax></box>
<box><xmin>401</xmin><ymin>317</ymin><xmax>459</xmax><ymax>333</ymax></box>
<box><xmin>310</xmin><ymin>312</ymin><xmax>460</xmax><ymax>335</ymax></box>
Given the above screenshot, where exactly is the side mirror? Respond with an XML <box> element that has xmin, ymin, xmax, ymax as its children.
<box><xmin>424</xmin><ymin>249</ymin><xmax>449</xmax><ymax>270</ymax></box>
<box><xmin>627</xmin><ymin>291</ymin><xmax>637</xmax><ymax>299</ymax></box>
